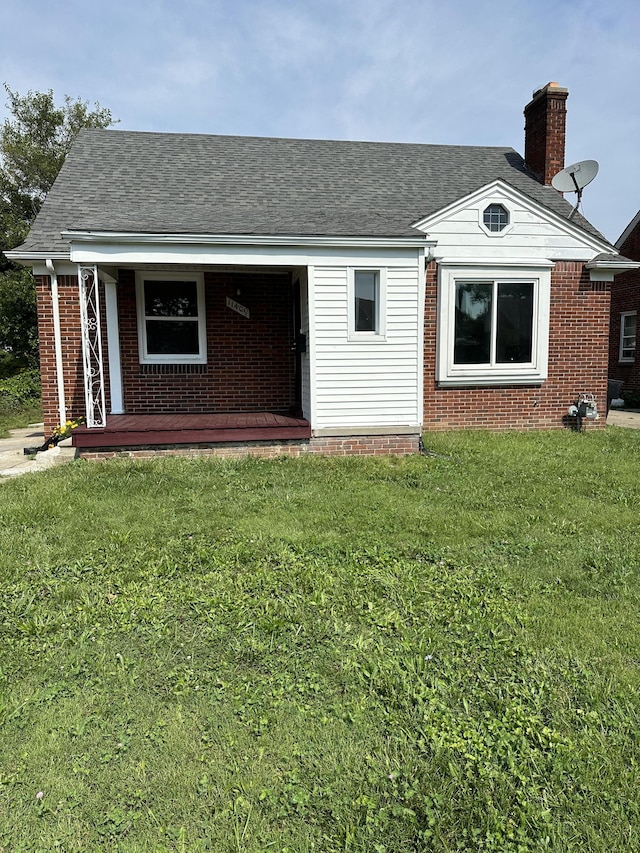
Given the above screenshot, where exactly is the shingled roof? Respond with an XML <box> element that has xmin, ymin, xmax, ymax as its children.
<box><xmin>18</xmin><ymin>128</ymin><xmax>607</xmax><ymax>255</ymax></box>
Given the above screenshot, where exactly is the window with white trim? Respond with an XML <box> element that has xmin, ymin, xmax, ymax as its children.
<box><xmin>348</xmin><ymin>268</ymin><xmax>386</xmax><ymax>339</ymax></box>
<box><xmin>437</xmin><ymin>264</ymin><xmax>551</xmax><ymax>386</ymax></box>
<box><xmin>136</xmin><ymin>273</ymin><xmax>207</xmax><ymax>363</ymax></box>
<box><xmin>620</xmin><ymin>311</ymin><xmax>636</xmax><ymax>362</ymax></box>
<box><xmin>478</xmin><ymin>201</ymin><xmax>513</xmax><ymax>237</ymax></box>
<box><xmin>483</xmin><ymin>203</ymin><xmax>509</xmax><ymax>232</ymax></box>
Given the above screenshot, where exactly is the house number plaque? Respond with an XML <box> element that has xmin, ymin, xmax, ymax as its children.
<box><xmin>226</xmin><ymin>297</ymin><xmax>250</xmax><ymax>319</ymax></box>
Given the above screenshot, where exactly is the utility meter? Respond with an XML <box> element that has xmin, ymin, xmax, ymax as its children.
<box><xmin>568</xmin><ymin>393</ymin><xmax>598</xmax><ymax>422</ymax></box>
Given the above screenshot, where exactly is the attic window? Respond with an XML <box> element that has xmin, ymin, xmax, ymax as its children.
<box><xmin>483</xmin><ymin>204</ymin><xmax>509</xmax><ymax>232</ymax></box>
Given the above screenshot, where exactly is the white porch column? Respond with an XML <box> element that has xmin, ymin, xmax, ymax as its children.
<box><xmin>77</xmin><ymin>264</ymin><xmax>106</xmax><ymax>428</ymax></box>
<box><xmin>104</xmin><ymin>277</ymin><xmax>124</xmax><ymax>414</ymax></box>
<box><xmin>46</xmin><ymin>259</ymin><xmax>67</xmax><ymax>426</ymax></box>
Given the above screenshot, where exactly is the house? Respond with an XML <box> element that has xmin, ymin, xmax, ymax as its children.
<box><xmin>608</xmin><ymin>210</ymin><xmax>640</xmax><ymax>398</ymax></box>
<box><xmin>8</xmin><ymin>83</ymin><xmax>638</xmax><ymax>458</ymax></box>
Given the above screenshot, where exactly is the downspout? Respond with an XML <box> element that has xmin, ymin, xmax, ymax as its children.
<box><xmin>46</xmin><ymin>259</ymin><xmax>67</xmax><ymax>426</ymax></box>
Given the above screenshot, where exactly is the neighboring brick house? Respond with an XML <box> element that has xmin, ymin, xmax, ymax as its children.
<box><xmin>8</xmin><ymin>83</ymin><xmax>638</xmax><ymax>457</ymax></box>
<box><xmin>608</xmin><ymin>211</ymin><xmax>640</xmax><ymax>397</ymax></box>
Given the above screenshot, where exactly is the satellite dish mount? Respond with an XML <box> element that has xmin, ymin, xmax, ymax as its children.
<box><xmin>551</xmin><ymin>159</ymin><xmax>599</xmax><ymax>216</ymax></box>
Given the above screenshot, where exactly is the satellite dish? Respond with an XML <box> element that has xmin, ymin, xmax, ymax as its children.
<box><xmin>551</xmin><ymin>159</ymin><xmax>599</xmax><ymax>195</ymax></box>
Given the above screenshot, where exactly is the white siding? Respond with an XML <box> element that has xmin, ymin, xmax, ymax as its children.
<box><xmin>311</xmin><ymin>259</ymin><xmax>422</xmax><ymax>430</ymax></box>
<box><xmin>418</xmin><ymin>182</ymin><xmax>610</xmax><ymax>262</ymax></box>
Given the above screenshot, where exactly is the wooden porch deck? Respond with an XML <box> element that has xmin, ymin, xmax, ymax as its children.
<box><xmin>72</xmin><ymin>412</ymin><xmax>311</xmax><ymax>449</ymax></box>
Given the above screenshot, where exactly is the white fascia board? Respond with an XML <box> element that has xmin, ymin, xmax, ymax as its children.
<box><xmin>412</xmin><ymin>179</ymin><xmax>615</xmax><ymax>257</ymax></box>
<box><xmin>586</xmin><ymin>257</ymin><xmax>640</xmax><ymax>281</ymax></box>
<box><xmin>68</xmin><ymin>243</ymin><xmax>425</xmax><ymax>268</ymax></box>
<box><xmin>585</xmin><ymin>258</ymin><xmax>640</xmax><ymax>271</ymax></box>
<box><xmin>437</xmin><ymin>256</ymin><xmax>555</xmax><ymax>268</ymax></box>
<box><xmin>61</xmin><ymin>230</ymin><xmax>431</xmax><ymax>249</ymax></box>
<box><xmin>6</xmin><ymin>250</ymin><xmax>69</xmax><ymax>266</ymax></box>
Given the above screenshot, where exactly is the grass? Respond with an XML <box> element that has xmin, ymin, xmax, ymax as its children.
<box><xmin>1</xmin><ymin>427</ymin><xmax>640</xmax><ymax>851</ymax></box>
<box><xmin>0</xmin><ymin>403</ymin><xmax>42</xmax><ymax>438</ymax></box>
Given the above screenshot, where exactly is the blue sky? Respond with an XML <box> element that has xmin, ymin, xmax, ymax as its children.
<box><xmin>2</xmin><ymin>0</ymin><xmax>639</xmax><ymax>243</ymax></box>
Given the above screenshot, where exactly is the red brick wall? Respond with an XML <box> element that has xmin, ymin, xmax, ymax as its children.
<box><xmin>608</xmin><ymin>223</ymin><xmax>640</xmax><ymax>393</ymax></box>
<box><xmin>36</xmin><ymin>274</ymin><xmax>100</xmax><ymax>436</ymax></box>
<box><xmin>423</xmin><ymin>261</ymin><xmax>610</xmax><ymax>430</ymax></box>
<box><xmin>117</xmin><ymin>270</ymin><xmax>296</xmax><ymax>414</ymax></box>
<box><xmin>523</xmin><ymin>83</ymin><xmax>568</xmax><ymax>186</ymax></box>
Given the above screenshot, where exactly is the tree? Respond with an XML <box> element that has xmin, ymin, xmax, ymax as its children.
<box><xmin>0</xmin><ymin>86</ymin><xmax>116</xmax><ymax>366</ymax></box>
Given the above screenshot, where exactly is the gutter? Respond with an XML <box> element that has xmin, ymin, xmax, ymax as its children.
<box><xmin>46</xmin><ymin>259</ymin><xmax>67</xmax><ymax>427</ymax></box>
<box><xmin>59</xmin><ymin>230</ymin><xmax>433</xmax><ymax>249</ymax></box>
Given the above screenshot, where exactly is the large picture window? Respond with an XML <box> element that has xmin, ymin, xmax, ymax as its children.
<box><xmin>437</xmin><ymin>264</ymin><xmax>551</xmax><ymax>386</ymax></box>
<box><xmin>454</xmin><ymin>280</ymin><xmax>534</xmax><ymax>365</ymax></box>
<box><xmin>136</xmin><ymin>273</ymin><xmax>206</xmax><ymax>363</ymax></box>
<box><xmin>620</xmin><ymin>312</ymin><xmax>636</xmax><ymax>362</ymax></box>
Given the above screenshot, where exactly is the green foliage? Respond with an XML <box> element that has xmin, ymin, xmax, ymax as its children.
<box><xmin>0</xmin><ymin>85</ymin><xmax>116</xmax><ymax>250</ymax></box>
<box><xmin>0</xmin><ymin>85</ymin><xmax>116</xmax><ymax>364</ymax></box>
<box><xmin>0</xmin><ymin>267</ymin><xmax>38</xmax><ymax>366</ymax></box>
<box><xmin>621</xmin><ymin>389</ymin><xmax>640</xmax><ymax>409</ymax></box>
<box><xmin>1</xmin><ymin>431</ymin><xmax>640</xmax><ymax>850</ymax></box>
<box><xmin>0</xmin><ymin>366</ymin><xmax>40</xmax><ymax>415</ymax></box>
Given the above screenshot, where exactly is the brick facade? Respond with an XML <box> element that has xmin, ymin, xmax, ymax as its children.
<box><xmin>117</xmin><ymin>270</ymin><xmax>296</xmax><ymax>415</ymax></box>
<box><xmin>36</xmin><ymin>258</ymin><xmax>610</xmax><ymax>450</ymax></box>
<box><xmin>523</xmin><ymin>82</ymin><xmax>568</xmax><ymax>186</ymax></box>
<box><xmin>608</xmin><ymin>221</ymin><xmax>640</xmax><ymax>394</ymax></box>
<box><xmin>423</xmin><ymin>261</ymin><xmax>610</xmax><ymax>430</ymax></box>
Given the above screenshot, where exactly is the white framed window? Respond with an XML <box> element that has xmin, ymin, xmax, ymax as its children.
<box><xmin>136</xmin><ymin>272</ymin><xmax>207</xmax><ymax>364</ymax></box>
<box><xmin>348</xmin><ymin>268</ymin><xmax>386</xmax><ymax>340</ymax></box>
<box><xmin>478</xmin><ymin>201</ymin><xmax>514</xmax><ymax>237</ymax></box>
<box><xmin>620</xmin><ymin>311</ymin><xmax>636</xmax><ymax>362</ymax></box>
<box><xmin>436</xmin><ymin>263</ymin><xmax>551</xmax><ymax>386</ymax></box>
<box><xmin>483</xmin><ymin>203</ymin><xmax>509</xmax><ymax>232</ymax></box>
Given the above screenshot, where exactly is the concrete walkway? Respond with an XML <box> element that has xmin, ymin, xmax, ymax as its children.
<box><xmin>606</xmin><ymin>408</ymin><xmax>640</xmax><ymax>429</ymax></box>
<box><xmin>0</xmin><ymin>424</ymin><xmax>77</xmax><ymax>479</ymax></box>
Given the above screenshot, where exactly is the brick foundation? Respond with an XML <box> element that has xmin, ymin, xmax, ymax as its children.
<box><xmin>308</xmin><ymin>434</ymin><xmax>420</xmax><ymax>455</ymax></box>
<box><xmin>76</xmin><ymin>433</ymin><xmax>420</xmax><ymax>460</ymax></box>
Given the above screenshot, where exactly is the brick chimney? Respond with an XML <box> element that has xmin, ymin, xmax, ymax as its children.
<box><xmin>523</xmin><ymin>82</ymin><xmax>568</xmax><ymax>185</ymax></box>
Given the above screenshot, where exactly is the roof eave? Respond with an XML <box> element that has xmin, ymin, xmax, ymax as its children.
<box><xmin>60</xmin><ymin>230</ymin><xmax>433</xmax><ymax>249</ymax></box>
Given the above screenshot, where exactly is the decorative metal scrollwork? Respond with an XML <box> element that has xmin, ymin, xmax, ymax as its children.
<box><xmin>78</xmin><ymin>265</ymin><xmax>106</xmax><ymax>428</ymax></box>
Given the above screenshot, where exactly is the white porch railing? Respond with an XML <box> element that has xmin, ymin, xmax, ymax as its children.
<box><xmin>77</xmin><ymin>264</ymin><xmax>106</xmax><ymax>428</ymax></box>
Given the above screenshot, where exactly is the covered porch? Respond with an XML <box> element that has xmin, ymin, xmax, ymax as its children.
<box><xmin>68</xmin><ymin>263</ymin><xmax>310</xmax><ymax>448</ymax></box>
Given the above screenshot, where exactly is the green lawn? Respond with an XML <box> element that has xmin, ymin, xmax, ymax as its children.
<box><xmin>0</xmin><ymin>403</ymin><xmax>42</xmax><ymax>438</ymax></box>
<box><xmin>1</xmin><ymin>428</ymin><xmax>640</xmax><ymax>851</ymax></box>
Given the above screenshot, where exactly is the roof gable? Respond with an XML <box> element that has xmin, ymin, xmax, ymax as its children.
<box><xmin>413</xmin><ymin>180</ymin><xmax>614</xmax><ymax>257</ymax></box>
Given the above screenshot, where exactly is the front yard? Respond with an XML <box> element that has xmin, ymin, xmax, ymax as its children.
<box><xmin>1</xmin><ymin>428</ymin><xmax>640</xmax><ymax>851</ymax></box>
